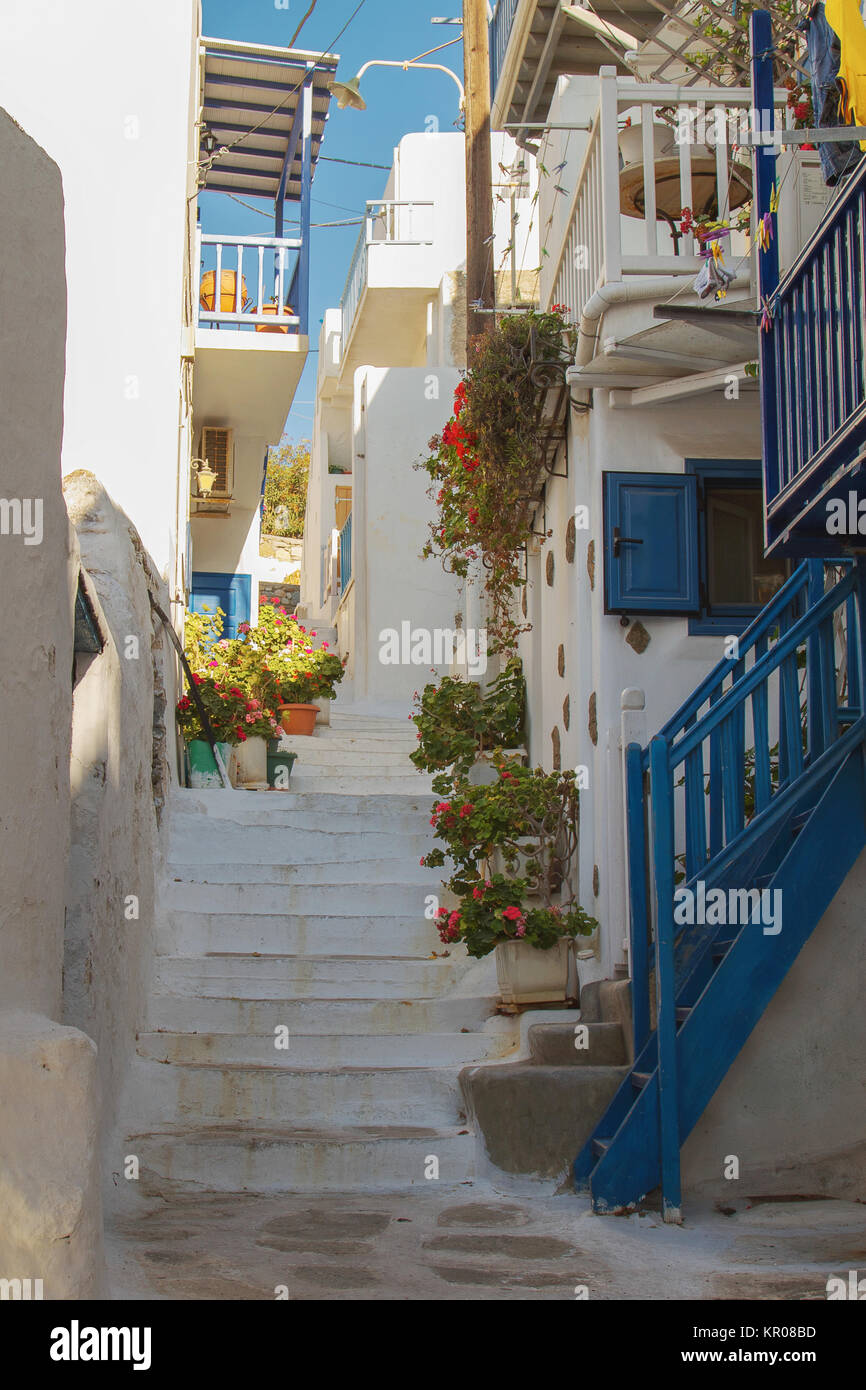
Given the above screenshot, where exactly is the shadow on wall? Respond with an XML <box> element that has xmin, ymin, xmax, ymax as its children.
<box><xmin>62</xmin><ymin>471</ymin><xmax>172</xmax><ymax>1183</ymax></box>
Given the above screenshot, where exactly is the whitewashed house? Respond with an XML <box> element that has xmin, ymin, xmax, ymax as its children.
<box><xmin>300</xmin><ymin>130</ymin><xmax>539</xmax><ymax>710</ymax></box>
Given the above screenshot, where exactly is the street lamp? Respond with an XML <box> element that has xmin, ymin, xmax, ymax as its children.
<box><xmin>328</xmin><ymin>60</ymin><xmax>465</xmax><ymax>113</ymax></box>
<box><xmin>191</xmin><ymin>458</ymin><xmax>218</xmax><ymax>498</ymax></box>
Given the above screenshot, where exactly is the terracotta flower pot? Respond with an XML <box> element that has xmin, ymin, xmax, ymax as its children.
<box><xmin>279</xmin><ymin>703</ymin><xmax>319</xmax><ymax>736</ymax></box>
<box><xmin>199</xmin><ymin>270</ymin><xmax>249</xmax><ymax>313</ymax></box>
<box><xmin>255</xmin><ymin>302</ymin><xmax>292</xmax><ymax>334</ymax></box>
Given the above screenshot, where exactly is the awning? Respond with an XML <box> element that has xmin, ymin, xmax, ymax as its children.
<box><xmin>199</xmin><ymin>36</ymin><xmax>339</xmax><ymax>202</ymax></box>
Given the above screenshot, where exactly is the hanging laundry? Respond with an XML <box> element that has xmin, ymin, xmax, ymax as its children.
<box><xmin>799</xmin><ymin>1</ymin><xmax>861</xmax><ymax>184</ymax></box>
<box><xmin>693</xmin><ymin>255</ymin><xmax>735</xmax><ymax>300</ymax></box>
<box><xmin>825</xmin><ymin>0</ymin><xmax>866</xmax><ymax>147</ymax></box>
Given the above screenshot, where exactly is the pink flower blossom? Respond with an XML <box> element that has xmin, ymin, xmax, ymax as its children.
<box><xmin>516</xmin><ymin>922</ymin><xmax>526</xmax><ymax>938</ymax></box>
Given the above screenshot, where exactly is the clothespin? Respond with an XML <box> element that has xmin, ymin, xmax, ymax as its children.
<box><xmin>760</xmin><ymin>295</ymin><xmax>773</xmax><ymax>332</ymax></box>
<box><xmin>769</xmin><ymin>184</ymin><xmax>779</xmax><ymax>214</ymax></box>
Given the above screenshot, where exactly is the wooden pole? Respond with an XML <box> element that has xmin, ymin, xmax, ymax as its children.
<box><xmin>463</xmin><ymin>0</ymin><xmax>495</xmax><ymax>352</ymax></box>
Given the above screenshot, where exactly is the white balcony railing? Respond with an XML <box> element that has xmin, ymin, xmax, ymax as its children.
<box><xmin>196</xmin><ymin>231</ymin><xmax>303</xmax><ymax>332</ymax></box>
<box><xmin>340</xmin><ymin>200</ymin><xmax>435</xmax><ymax>349</ymax></box>
<box><xmin>549</xmin><ymin>71</ymin><xmax>789</xmax><ymax>326</ymax></box>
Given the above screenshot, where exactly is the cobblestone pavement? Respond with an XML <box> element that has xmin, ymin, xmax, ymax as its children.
<box><xmin>105</xmin><ymin>1182</ymin><xmax>866</xmax><ymax>1301</ymax></box>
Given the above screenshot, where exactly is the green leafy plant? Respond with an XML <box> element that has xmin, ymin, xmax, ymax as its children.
<box><xmin>196</xmin><ymin>598</ymin><xmax>346</xmax><ymax>709</ymax></box>
<box><xmin>434</xmin><ymin>873</ymin><xmax>597</xmax><ymax>958</ymax></box>
<box><xmin>419</xmin><ymin>308</ymin><xmax>575</xmax><ymax>654</ymax></box>
<box><xmin>175</xmin><ymin>675</ymin><xmax>276</xmax><ymax>746</ymax></box>
<box><xmin>261</xmin><ymin>438</ymin><xmax>310</xmax><ymax>538</ymax></box>
<box><xmin>409</xmin><ymin>658</ymin><xmax>525</xmax><ymax>793</ymax></box>
<box><xmin>421</xmin><ymin>761</ymin><xmax>598</xmax><ymax>954</ymax></box>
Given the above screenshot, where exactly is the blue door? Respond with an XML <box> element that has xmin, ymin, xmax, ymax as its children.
<box><xmin>190</xmin><ymin>572</ymin><xmax>252</xmax><ymax>640</ymax></box>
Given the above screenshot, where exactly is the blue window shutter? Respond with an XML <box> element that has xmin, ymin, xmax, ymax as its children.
<box><xmin>603</xmin><ymin>472</ymin><xmax>699</xmax><ymax>614</ymax></box>
<box><xmin>190</xmin><ymin>572</ymin><xmax>252</xmax><ymax>639</ymax></box>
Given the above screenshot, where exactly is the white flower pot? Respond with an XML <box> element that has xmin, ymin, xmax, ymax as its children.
<box><xmin>230</xmin><ymin>735</ymin><xmax>268</xmax><ymax>787</ymax></box>
<box><xmin>495</xmin><ymin>938</ymin><xmax>575</xmax><ymax>1006</ymax></box>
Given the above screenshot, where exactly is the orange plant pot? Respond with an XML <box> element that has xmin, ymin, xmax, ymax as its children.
<box><xmin>200</xmin><ymin>270</ymin><xmax>249</xmax><ymax>313</ymax></box>
<box><xmin>279</xmin><ymin>703</ymin><xmax>318</xmax><ymax>736</ymax></box>
<box><xmin>255</xmin><ymin>302</ymin><xmax>293</xmax><ymax>334</ymax></box>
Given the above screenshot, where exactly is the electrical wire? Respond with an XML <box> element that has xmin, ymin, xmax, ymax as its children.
<box><xmin>289</xmin><ymin>0</ymin><xmax>320</xmax><ymax>48</ymax></box>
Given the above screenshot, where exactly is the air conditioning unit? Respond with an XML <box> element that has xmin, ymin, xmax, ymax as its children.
<box><xmin>193</xmin><ymin>427</ymin><xmax>234</xmax><ymax>514</ymax></box>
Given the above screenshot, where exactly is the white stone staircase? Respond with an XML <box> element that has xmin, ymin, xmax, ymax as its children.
<box><xmin>123</xmin><ymin>713</ymin><xmax>512</xmax><ymax>1193</ymax></box>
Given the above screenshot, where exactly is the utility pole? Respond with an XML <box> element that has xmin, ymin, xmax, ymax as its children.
<box><xmin>462</xmin><ymin>0</ymin><xmax>495</xmax><ymax>352</ymax></box>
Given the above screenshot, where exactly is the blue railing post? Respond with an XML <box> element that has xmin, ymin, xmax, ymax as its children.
<box><xmin>625</xmin><ymin>743</ymin><xmax>651</xmax><ymax>1057</ymax></box>
<box><xmin>752</xmin><ymin>7</ymin><xmax>781</xmax><ymax>533</ymax></box>
<box><xmin>649</xmin><ymin>734</ymin><xmax>682</xmax><ymax>1223</ymax></box>
<box><xmin>807</xmin><ymin>559</ymin><xmax>825</xmax><ymax>758</ymax></box>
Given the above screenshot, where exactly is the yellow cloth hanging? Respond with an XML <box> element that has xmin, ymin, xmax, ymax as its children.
<box><xmin>825</xmin><ymin>0</ymin><xmax>866</xmax><ymax>149</ymax></box>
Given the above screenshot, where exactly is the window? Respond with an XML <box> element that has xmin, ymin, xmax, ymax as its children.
<box><xmin>602</xmin><ymin>462</ymin><xmax>787</xmax><ymax>631</ymax></box>
<box><xmin>686</xmin><ymin>459</ymin><xmax>788</xmax><ymax>635</ymax></box>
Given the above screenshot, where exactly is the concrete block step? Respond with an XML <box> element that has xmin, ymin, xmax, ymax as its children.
<box><xmin>147</xmin><ymin>993</ymin><xmax>498</xmax><ymax>1037</ymax></box>
<box><xmin>166</xmin><ymin>828</ymin><xmax>432</xmax><ymax>868</ymax></box>
<box><xmin>272</xmin><ymin>743</ymin><xmax>416</xmax><ymax>766</ymax></box>
<box><xmin>163</xmin><ymin>879</ymin><xmax>441</xmax><ymax>917</ymax></box>
<box><xmin>136</xmin><ymin>1029</ymin><xmax>512</xmax><ymax>1068</ymax></box>
<box><xmin>129</xmin><ymin>1123</ymin><xmax>475</xmax><ymax>1192</ymax></box>
<box><xmin>157</xmin><ymin>911</ymin><xmax>443</xmax><ymax>958</ymax></box>
<box><xmin>153</xmin><ymin>953</ymin><xmax>465</xmax><ymax>1001</ymax></box>
<box><xmin>170</xmin><ymin>790</ymin><xmax>435</xmax><ymax>825</ymax></box>
<box><xmin>165</xmin><ymin>859</ymin><xmax>438</xmax><ymax>887</ymax></box>
<box><xmin>528</xmin><ymin>1022</ymin><xmax>627</xmax><ymax>1067</ymax></box>
<box><xmin>286</xmin><ymin>776</ymin><xmax>433</xmax><ymax>796</ymax></box>
<box><xmin>126</xmin><ymin>1055</ymin><xmax>466</xmax><ymax>1127</ymax></box>
<box><xmin>460</xmin><ymin>1062</ymin><xmax>629</xmax><ymax>1179</ymax></box>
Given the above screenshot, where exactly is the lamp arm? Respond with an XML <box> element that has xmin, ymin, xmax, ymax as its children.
<box><xmin>355</xmin><ymin>59</ymin><xmax>465</xmax><ymax>108</ymax></box>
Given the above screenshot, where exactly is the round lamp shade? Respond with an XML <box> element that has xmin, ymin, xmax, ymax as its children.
<box><xmin>618</xmin><ymin>121</ymin><xmax>751</xmax><ymax>222</ymax></box>
<box><xmin>328</xmin><ymin>76</ymin><xmax>366</xmax><ymax>111</ymax></box>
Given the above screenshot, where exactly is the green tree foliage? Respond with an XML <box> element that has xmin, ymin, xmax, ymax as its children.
<box><xmin>262</xmin><ymin>438</ymin><xmax>310</xmax><ymax>538</ymax></box>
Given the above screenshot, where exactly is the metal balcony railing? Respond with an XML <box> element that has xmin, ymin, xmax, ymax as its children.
<box><xmin>762</xmin><ymin>157</ymin><xmax>866</xmax><ymax>552</ymax></box>
<box><xmin>490</xmin><ymin>0</ymin><xmax>520</xmax><ymax>96</ymax></box>
<box><xmin>338</xmin><ymin>512</ymin><xmax>353</xmax><ymax>595</ymax></box>
<box><xmin>340</xmin><ymin>200</ymin><xmax>434</xmax><ymax>350</ymax></box>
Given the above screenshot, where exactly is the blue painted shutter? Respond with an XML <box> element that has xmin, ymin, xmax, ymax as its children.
<box><xmin>603</xmin><ymin>472</ymin><xmax>699</xmax><ymax>614</ymax></box>
<box><xmin>190</xmin><ymin>572</ymin><xmax>252</xmax><ymax>640</ymax></box>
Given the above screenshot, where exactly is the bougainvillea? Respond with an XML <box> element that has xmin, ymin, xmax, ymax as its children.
<box><xmin>419</xmin><ymin>308</ymin><xmax>575</xmax><ymax>654</ymax></box>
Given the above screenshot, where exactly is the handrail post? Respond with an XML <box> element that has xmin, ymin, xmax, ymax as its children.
<box><xmin>751</xmin><ymin>8</ymin><xmax>781</xmax><ymax>528</ymax></box>
<box><xmin>622</xmin><ymin>690</ymin><xmax>649</xmax><ymax>1056</ymax></box>
<box><xmin>807</xmin><ymin>559</ymin><xmax>825</xmax><ymax>758</ymax></box>
<box><xmin>598</xmin><ymin>67</ymin><xmax>622</xmax><ymax>285</ymax></box>
<box><xmin>649</xmin><ymin>734</ymin><xmax>682</xmax><ymax>1223</ymax></box>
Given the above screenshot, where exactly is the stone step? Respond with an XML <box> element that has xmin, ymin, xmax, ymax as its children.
<box><xmin>165</xmin><ymin>860</ymin><xmax>438</xmax><ymax>887</ymax></box>
<box><xmin>154</xmin><ymin>953</ymin><xmax>465</xmax><ymax>1000</ymax></box>
<box><xmin>130</xmin><ymin>1123</ymin><xmax>475</xmax><ymax>1193</ymax></box>
<box><xmin>125</xmin><ymin>1056</ymin><xmax>466</xmax><ymax>1127</ymax></box>
<box><xmin>157</xmin><ymin>911</ymin><xmax>443</xmax><ymax>958</ymax></box>
<box><xmin>329</xmin><ymin>714</ymin><xmax>414</xmax><ymax>730</ymax></box>
<box><xmin>171</xmin><ymin>790</ymin><xmax>435</xmax><ymax>825</ymax></box>
<box><xmin>163</xmin><ymin>879</ymin><xmax>441</xmax><ymax>918</ymax></box>
<box><xmin>286</xmin><ymin>776</ymin><xmax>434</xmax><ymax>795</ymax></box>
<box><xmin>270</xmin><ymin>742</ymin><xmax>416</xmax><ymax>766</ymax></box>
<box><xmin>300</xmin><ymin>729</ymin><xmax>417</xmax><ymax>747</ymax></box>
<box><xmin>147</xmin><ymin>992</ymin><xmax>497</xmax><ymax>1037</ymax></box>
<box><xmin>165</xmin><ymin>832</ymin><xmax>433</xmax><ymax>867</ymax></box>
<box><xmin>528</xmin><ymin>1021</ymin><xmax>627</xmax><ymax>1067</ymax></box>
<box><xmin>136</xmin><ymin>1029</ymin><xmax>512</xmax><ymax>1068</ymax></box>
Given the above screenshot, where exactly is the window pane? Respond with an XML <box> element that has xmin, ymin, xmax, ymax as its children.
<box><xmin>707</xmin><ymin>486</ymin><xmax>787</xmax><ymax>608</ymax></box>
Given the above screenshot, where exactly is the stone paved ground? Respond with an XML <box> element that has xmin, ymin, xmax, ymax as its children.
<box><xmin>105</xmin><ymin>1182</ymin><xmax>866</xmax><ymax>1301</ymax></box>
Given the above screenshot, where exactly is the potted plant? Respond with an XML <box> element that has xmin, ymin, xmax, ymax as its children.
<box><xmin>228</xmin><ymin>599</ymin><xmax>345</xmax><ymax>736</ymax></box>
<box><xmin>421</xmin><ymin>762</ymin><xmax>597</xmax><ymax>1003</ymax></box>
<box><xmin>176</xmin><ymin>676</ymin><xmax>273</xmax><ymax>788</ymax></box>
<box><xmin>267</xmin><ymin>743</ymin><xmax>297</xmax><ymax>788</ymax></box>
<box><xmin>410</xmin><ymin>658</ymin><xmax>526</xmax><ymax>794</ymax></box>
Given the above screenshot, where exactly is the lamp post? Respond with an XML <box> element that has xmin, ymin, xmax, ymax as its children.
<box><xmin>328</xmin><ymin>59</ymin><xmax>465</xmax><ymax>112</ymax></box>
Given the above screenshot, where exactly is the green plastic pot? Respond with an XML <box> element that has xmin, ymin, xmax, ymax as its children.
<box><xmin>187</xmin><ymin>739</ymin><xmax>231</xmax><ymax>789</ymax></box>
<box><xmin>267</xmin><ymin>742</ymin><xmax>297</xmax><ymax>789</ymax></box>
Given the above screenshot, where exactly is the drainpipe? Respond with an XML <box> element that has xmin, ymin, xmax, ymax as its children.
<box><xmin>567</xmin><ymin>275</ymin><xmax>752</xmax><ymax>377</ymax></box>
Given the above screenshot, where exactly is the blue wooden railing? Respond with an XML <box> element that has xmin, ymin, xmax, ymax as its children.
<box><xmin>621</xmin><ymin>559</ymin><xmax>864</xmax><ymax>1216</ymax></box>
<box><xmin>490</xmin><ymin>0</ymin><xmax>520</xmax><ymax>97</ymax></box>
<box><xmin>338</xmin><ymin>512</ymin><xmax>352</xmax><ymax>595</ymax></box>
<box><xmin>762</xmin><ymin>157</ymin><xmax>866</xmax><ymax>553</ymax></box>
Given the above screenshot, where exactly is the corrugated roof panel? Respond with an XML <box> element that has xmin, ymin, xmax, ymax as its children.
<box><xmin>199</xmin><ymin>36</ymin><xmax>338</xmax><ymax>203</ymax></box>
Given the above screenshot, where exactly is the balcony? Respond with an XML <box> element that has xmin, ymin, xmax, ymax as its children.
<box><xmin>193</xmin><ymin>230</ymin><xmax>309</xmax><ymax>441</ymax></box>
<box><xmin>193</xmin><ymin>36</ymin><xmax>338</xmax><ymax>443</ymax></box>
<box><xmin>546</xmin><ymin>71</ymin><xmax>790</xmax><ymax>393</ymax></box>
<box><xmin>762</xmin><ymin>157</ymin><xmax>866</xmax><ymax>557</ymax></box>
<box><xmin>338</xmin><ymin>200</ymin><xmax>436</xmax><ymax>383</ymax></box>
<box><xmin>490</xmin><ymin>0</ymin><xmax>673</xmax><ymax>139</ymax></box>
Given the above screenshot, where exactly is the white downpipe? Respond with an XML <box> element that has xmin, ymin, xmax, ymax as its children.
<box><xmin>568</xmin><ymin>275</ymin><xmax>752</xmax><ymax>374</ymax></box>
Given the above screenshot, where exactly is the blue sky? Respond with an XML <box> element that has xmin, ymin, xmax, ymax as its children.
<box><xmin>201</xmin><ymin>0</ymin><xmax>466</xmax><ymax>443</ymax></box>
